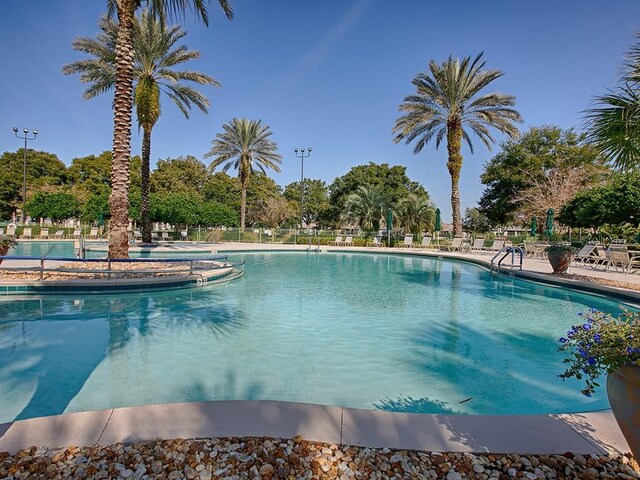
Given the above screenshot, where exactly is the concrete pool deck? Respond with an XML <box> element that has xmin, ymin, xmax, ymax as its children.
<box><xmin>0</xmin><ymin>242</ymin><xmax>635</xmax><ymax>456</ymax></box>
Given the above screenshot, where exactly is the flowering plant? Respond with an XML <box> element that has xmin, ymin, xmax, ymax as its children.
<box><xmin>558</xmin><ymin>308</ymin><xmax>640</xmax><ymax>396</ymax></box>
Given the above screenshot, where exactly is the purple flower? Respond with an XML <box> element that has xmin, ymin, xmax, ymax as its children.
<box><xmin>578</xmin><ymin>312</ymin><xmax>583</xmax><ymax>317</ymax></box>
<box><xmin>582</xmin><ymin>323</ymin><xmax>591</xmax><ymax>331</ymax></box>
<box><xmin>579</xmin><ymin>349</ymin><xmax>588</xmax><ymax>357</ymax></box>
<box><xmin>588</xmin><ymin>357</ymin><xmax>596</xmax><ymax>365</ymax></box>
<box><xmin>559</xmin><ymin>337</ymin><xmax>568</xmax><ymax>343</ymax></box>
<box><xmin>594</xmin><ymin>334</ymin><xmax>601</xmax><ymax>343</ymax></box>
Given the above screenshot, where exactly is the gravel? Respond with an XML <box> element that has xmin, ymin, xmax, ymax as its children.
<box><xmin>1</xmin><ymin>436</ymin><xmax>637</xmax><ymax>480</ymax></box>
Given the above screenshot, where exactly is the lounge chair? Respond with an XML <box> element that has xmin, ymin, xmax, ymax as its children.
<box><xmin>573</xmin><ymin>242</ymin><xmax>599</xmax><ymax>267</ymax></box>
<box><xmin>342</xmin><ymin>236</ymin><xmax>353</xmax><ymax>246</ymax></box>
<box><xmin>152</xmin><ymin>232</ymin><xmax>160</xmax><ymax>242</ymax></box>
<box><xmin>6</xmin><ymin>226</ymin><xmax>16</xmax><ymax>238</ymax></box>
<box><xmin>72</xmin><ymin>228</ymin><xmax>82</xmax><ymax>238</ymax></box>
<box><xmin>133</xmin><ymin>229</ymin><xmax>141</xmax><ymax>240</ymax></box>
<box><xmin>483</xmin><ymin>239</ymin><xmax>505</xmax><ymax>253</ymax></box>
<box><xmin>367</xmin><ymin>236</ymin><xmax>383</xmax><ymax>247</ymax></box>
<box><xmin>20</xmin><ymin>227</ymin><xmax>32</xmax><ymax>239</ymax></box>
<box><xmin>444</xmin><ymin>236</ymin><xmax>463</xmax><ymax>252</ymax></box>
<box><xmin>161</xmin><ymin>232</ymin><xmax>171</xmax><ymax>241</ymax></box>
<box><xmin>471</xmin><ymin>237</ymin><xmax>485</xmax><ymax>252</ymax></box>
<box><xmin>605</xmin><ymin>245</ymin><xmax>640</xmax><ymax>274</ymax></box>
<box><xmin>329</xmin><ymin>235</ymin><xmax>343</xmax><ymax>246</ymax></box>
<box><xmin>0</xmin><ymin>228</ymin><xmax>4</xmax><ymax>235</ymax></box>
<box><xmin>87</xmin><ymin>228</ymin><xmax>99</xmax><ymax>239</ymax></box>
<box><xmin>180</xmin><ymin>230</ymin><xmax>189</xmax><ymax>241</ymax></box>
<box><xmin>399</xmin><ymin>234</ymin><xmax>413</xmax><ymax>248</ymax></box>
<box><xmin>418</xmin><ymin>236</ymin><xmax>433</xmax><ymax>249</ymax></box>
<box><xmin>53</xmin><ymin>229</ymin><xmax>65</xmax><ymax>239</ymax></box>
<box><xmin>39</xmin><ymin>228</ymin><xmax>49</xmax><ymax>239</ymax></box>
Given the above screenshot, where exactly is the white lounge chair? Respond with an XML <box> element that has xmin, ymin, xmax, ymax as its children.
<box><xmin>39</xmin><ymin>228</ymin><xmax>49</xmax><ymax>239</ymax></box>
<box><xmin>0</xmin><ymin>228</ymin><xmax>4</xmax><ymax>236</ymax></box>
<box><xmin>329</xmin><ymin>235</ymin><xmax>343</xmax><ymax>246</ymax></box>
<box><xmin>606</xmin><ymin>245</ymin><xmax>640</xmax><ymax>274</ymax></box>
<box><xmin>161</xmin><ymin>232</ymin><xmax>171</xmax><ymax>241</ymax></box>
<box><xmin>72</xmin><ymin>228</ymin><xmax>82</xmax><ymax>238</ymax></box>
<box><xmin>573</xmin><ymin>242</ymin><xmax>599</xmax><ymax>267</ymax></box>
<box><xmin>399</xmin><ymin>235</ymin><xmax>413</xmax><ymax>248</ymax></box>
<box><xmin>20</xmin><ymin>227</ymin><xmax>32</xmax><ymax>239</ymax></box>
<box><xmin>133</xmin><ymin>229</ymin><xmax>141</xmax><ymax>240</ymax></box>
<box><xmin>152</xmin><ymin>232</ymin><xmax>160</xmax><ymax>242</ymax></box>
<box><xmin>418</xmin><ymin>236</ymin><xmax>433</xmax><ymax>249</ymax></box>
<box><xmin>53</xmin><ymin>229</ymin><xmax>65</xmax><ymax>239</ymax></box>
<box><xmin>367</xmin><ymin>236</ymin><xmax>383</xmax><ymax>247</ymax></box>
<box><xmin>180</xmin><ymin>230</ymin><xmax>189</xmax><ymax>241</ymax></box>
<box><xmin>87</xmin><ymin>228</ymin><xmax>99</xmax><ymax>239</ymax></box>
<box><xmin>471</xmin><ymin>237</ymin><xmax>485</xmax><ymax>252</ymax></box>
<box><xmin>342</xmin><ymin>236</ymin><xmax>353</xmax><ymax>246</ymax></box>
<box><xmin>447</xmin><ymin>236</ymin><xmax>463</xmax><ymax>252</ymax></box>
<box><xmin>483</xmin><ymin>239</ymin><xmax>505</xmax><ymax>253</ymax></box>
<box><xmin>6</xmin><ymin>226</ymin><xmax>16</xmax><ymax>237</ymax></box>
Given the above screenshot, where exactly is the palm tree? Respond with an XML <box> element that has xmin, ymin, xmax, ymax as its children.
<box><xmin>393</xmin><ymin>53</ymin><xmax>522</xmax><ymax>235</ymax></box>
<box><xmin>205</xmin><ymin>118</ymin><xmax>282</xmax><ymax>228</ymax></box>
<box><xmin>102</xmin><ymin>0</ymin><xmax>233</xmax><ymax>258</ymax></box>
<box><xmin>585</xmin><ymin>33</ymin><xmax>640</xmax><ymax>171</ymax></box>
<box><xmin>63</xmin><ymin>12</ymin><xmax>219</xmax><ymax>245</ymax></box>
<box><xmin>341</xmin><ymin>185</ymin><xmax>388</xmax><ymax>231</ymax></box>
<box><xmin>396</xmin><ymin>193</ymin><xmax>435</xmax><ymax>238</ymax></box>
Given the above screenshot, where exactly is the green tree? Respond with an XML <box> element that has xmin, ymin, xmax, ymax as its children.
<box><xmin>479</xmin><ymin>126</ymin><xmax>608</xmax><ymax>225</ymax></box>
<box><xmin>462</xmin><ymin>207</ymin><xmax>492</xmax><ymax>234</ymax></box>
<box><xmin>396</xmin><ymin>194</ymin><xmax>436</xmax><ymax>237</ymax></box>
<box><xmin>393</xmin><ymin>53</ymin><xmax>522</xmax><ymax>235</ymax></box>
<box><xmin>64</xmin><ymin>0</ymin><xmax>232</xmax><ymax>258</ymax></box>
<box><xmin>199</xmin><ymin>201</ymin><xmax>238</xmax><ymax>227</ymax></box>
<box><xmin>586</xmin><ymin>32</ymin><xmax>640</xmax><ymax>171</ymax></box>
<box><xmin>283</xmin><ymin>179</ymin><xmax>330</xmax><ymax>227</ymax></box>
<box><xmin>63</xmin><ymin>13</ymin><xmax>219</xmax><ymax>245</ymax></box>
<box><xmin>341</xmin><ymin>185</ymin><xmax>388</xmax><ymax>231</ymax></box>
<box><xmin>203</xmin><ymin>171</ymin><xmax>241</xmax><ymax>208</ymax></box>
<box><xmin>0</xmin><ymin>149</ymin><xmax>67</xmax><ymax>220</ymax></box>
<box><xmin>151</xmin><ymin>156</ymin><xmax>211</xmax><ymax>195</ymax></box>
<box><xmin>26</xmin><ymin>192</ymin><xmax>80</xmax><ymax>222</ymax></box>
<box><xmin>326</xmin><ymin>163</ymin><xmax>428</xmax><ymax>227</ymax></box>
<box><xmin>205</xmin><ymin>118</ymin><xmax>282</xmax><ymax>228</ymax></box>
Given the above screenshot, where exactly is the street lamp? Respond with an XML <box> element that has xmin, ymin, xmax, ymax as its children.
<box><xmin>13</xmin><ymin>127</ymin><xmax>38</xmax><ymax>224</ymax></box>
<box><xmin>294</xmin><ymin>147</ymin><xmax>312</xmax><ymax>228</ymax></box>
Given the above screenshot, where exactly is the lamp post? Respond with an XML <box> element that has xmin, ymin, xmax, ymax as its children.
<box><xmin>13</xmin><ymin>127</ymin><xmax>38</xmax><ymax>224</ymax></box>
<box><xmin>294</xmin><ymin>147</ymin><xmax>312</xmax><ymax>228</ymax></box>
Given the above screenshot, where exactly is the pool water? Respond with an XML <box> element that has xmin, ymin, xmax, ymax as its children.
<box><xmin>0</xmin><ymin>252</ymin><xmax>631</xmax><ymax>422</ymax></box>
<box><xmin>8</xmin><ymin>241</ymin><xmax>215</xmax><ymax>259</ymax></box>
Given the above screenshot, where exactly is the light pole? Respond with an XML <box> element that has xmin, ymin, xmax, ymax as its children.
<box><xmin>294</xmin><ymin>147</ymin><xmax>312</xmax><ymax>228</ymax></box>
<box><xmin>13</xmin><ymin>127</ymin><xmax>38</xmax><ymax>224</ymax></box>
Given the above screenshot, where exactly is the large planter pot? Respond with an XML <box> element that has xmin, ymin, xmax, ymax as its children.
<box><xmin>607</xmin><ymin>366</ymin><xmax>640</xmax><ymax>459</ymax></box>
<box><xmin>547</xmin><ymin>250</ymin><xmax>572</xmax><ymax>273</ymax></box>
<box><xmin>0</xmin><ymin>244</ymin><xmax>10</xmax><ymax>265</ymax></box>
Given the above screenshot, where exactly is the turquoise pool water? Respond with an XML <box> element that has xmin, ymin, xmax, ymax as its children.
<box><xmin>8</xmin><ymin>241</ymin><xmax>215</xmax><ymax>258</ymax></box>
<box><xmin>0</xmin><ymin>252</ymin><xmax>632</xmax><ymax>422</ymax></box>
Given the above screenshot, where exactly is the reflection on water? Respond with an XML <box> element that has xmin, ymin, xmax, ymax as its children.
<box><xmin>0</xmin><ymin>252</ymin><xmax>632</xmax><ymax>422</ymax></box>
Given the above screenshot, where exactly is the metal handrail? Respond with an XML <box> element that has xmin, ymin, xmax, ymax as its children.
<box><xmin>490</xmin><ymin>246</ymin><xmax>524</xmax><ymax>271</ymax></box>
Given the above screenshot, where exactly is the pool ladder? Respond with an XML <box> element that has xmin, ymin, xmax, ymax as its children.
<box><xmin>490</xmin><ymin>246</ymin><xmax>524</xmax><ymax>272</ymax></box>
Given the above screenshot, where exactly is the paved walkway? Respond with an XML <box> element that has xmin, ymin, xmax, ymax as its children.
<box><xmin>0</xmin><ymin>242</ymin><xmax>635</xmax><ymax>455</ymax></box>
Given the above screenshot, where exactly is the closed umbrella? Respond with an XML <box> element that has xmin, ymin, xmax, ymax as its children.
<box><xmin>434</xmin><ymin>208</ymin><xmax>442</xmax><ymax>232</ymax></box>
<box><xmin>530</xmin><ymin>215</ymin><xmax>537</xmax><ymax>236</ymax></box>
<box><xmin>386</xmin><ymin>208</ymin><xmax>393</xmax><ymax>231</ymax></box>
<box><xmin>544</xmin><ymin>208</ymin><xmax>554</xmax><ymax>238</ymax></box>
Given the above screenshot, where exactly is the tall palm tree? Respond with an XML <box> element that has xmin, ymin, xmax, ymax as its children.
<box><xmin>341</xmin><ymin>185</ymin><xmax>388</xmax><ymax>231</ymax></box>
<box><xmin>585</xmin><ymin>33</ymin><xmax>640</xmax><ymax>171</ymax></box>
<box><xmin>396</xmin><ymin>193</ymin><xmax>436</xmax><ymax>237</ymax></box>
<box><xmin>393</xmin><ymin>53</ymin><xmax>522</xmax><ymax>235</ymax></box>
<box><xmin>96</xmin><ymin>0</ymin><xmax>232</xmax><ymax>258</ymax></box>
<box><xmin>205</xmin><ymin>118</ymin><xmax>282</xmax><ymax>228</ymax></box>
<box><xmin>63</xmin><ymin>12</ymin><xmax>219</xmax><ymax>245</ymax></box>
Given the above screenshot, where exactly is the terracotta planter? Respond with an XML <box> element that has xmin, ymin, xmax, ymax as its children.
<box><xmin>547</xmin><ymin>250</ymin><xmax>572</xmax><ymax>273</ymax></box>
<box><xmin>607</xmin><ymin>366</ymin><xmax>640</xmax><ymax>459</ymax></box>
<box><xmin>0</xmin><ymin>244</ymin><xmax>10</xmax><ymax>265</ymax></box>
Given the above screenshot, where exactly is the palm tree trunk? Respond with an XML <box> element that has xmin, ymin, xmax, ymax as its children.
<box><xmin>141</xmin><ymin>127</ymin><xmax>152</xmax><ymax>244</ymax></box>
<box><xmin>240</xmin><ymin>182</ymin><xmax>247</xmax><ymax>229</ymax></box>
<box><xmin>447</xmin><ymin>122</ymin><xmax>463</xmax><ymax>236</ymax></box>
<box><xmin>109</xmin><ymin>0</ymin><xmax>135</xmax><ymax>259</ymax></box>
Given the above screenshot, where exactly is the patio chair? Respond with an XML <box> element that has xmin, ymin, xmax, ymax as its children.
<box><xmin>53</xmin><ymin>229</ymin><xmax>65</xmax><ymax>239</ymax></box>
<box><xmin>0</xmin><ymin>228</ymin><xmax>4</xmax><ymax>235</ymax></box>
<box><xmin>87</xmin><ymin>228</ymin><xmax>99</xmax><ymax>239</ymax></box>
<box><xmin>329</xmin><ymin>235</ymin><xmax>343</xmax><ymax>246</ymax></box>
<box><xmin>483</xmin><ymin>239</ymin><xmax>505</xmax><ymax>253</ymax></box>
<box><xmin>152</xmin><ymin>232</ymin><xmax>160</xmax><ymax>242</ymax></box>
<box><xmin>133</xmin><ymin>229</ymin><xmax>141</xmax><ymax>240</ymax></box>
<box><xmin>39</xmin><ymin>228</ymin><xmax>49</xmax><ymax>239</ymax></box>
<box><xmin>6</xmin><ymin>226</ymin><xmax>16</xmax><ymax>237</ymax></box>
<box><xmin>342</xmin><ymin>236</ymin><xmax>353</xmax><ymax>246</ymax></box>
<box><xmin>20</xmin><ymin>227</ymin><xmax>32</xmax><ymax>239</ymax></box>
<box><xmin>573</xmin><ymin>242</ymin><xmax>599</xmax><ymax>267</ymax></box>
<box><xmin>180</xmin><ymin>230</ymin><xmax>189</xmax><ymax>241</ymax></box>
<box><xmin>367</xmin><ymin>236</ymin><xmax>383</xmax><ymax>247</ymax></box>
<box><xmin>418</xmin><ymin>236</ymin><xmax>433</xmax><ymax>249</ymax></box>
<box><xmin>72</xmin><ymin>228</ymin><xmax>82</xmax><ymax>238</ymax></box>
<box><xmin>606</xmin><ymin>245</ymin><xmax>640</xmax><ymax>274</ymax></box>
<box><xmin>399</xmin><ymin>234</ymin><xmax>413</xmax><ymax>248</ymax></box>
<box><xmin>161</xmin><ymin>232</ymin><xmax>171</xmax><ymax>241</ymax></box>
<box><xmin>471</xmin><ymin>237</ymin><xmax>485</xmax><ymax>252</ymax></box>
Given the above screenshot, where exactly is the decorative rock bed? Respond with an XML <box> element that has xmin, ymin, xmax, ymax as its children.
<box><xmin>1</xmin><ymin>437</ymin><xmax>637</xmax><ymax>480</ymax></box>
<box><xmin>549</xmin><ymin>273</ymin><xmax>640</xmax><ymax>292</ymax></box>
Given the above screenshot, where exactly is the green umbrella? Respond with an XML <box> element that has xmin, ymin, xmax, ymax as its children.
<box><xmin>530</xmin><ymin>215</ymin><xmax>537</xmax><ymax>236</ymax></box>
<box><xmin>386</xmin><ymin>208</ymin><xmax>393</xmax><ymax>231</ymax></box>
<box><xmin>434</xmin><ymin>208</ymin><xmax>441</xmax><ymax>232</ymax></box>
<box><xmin>97</xmin><ymin>212</ymin><xmax>105</xmax><ymax>226</ymax></box>
<box><xmin>544</xmin><ymin>208</ymin><xmax>554</xmax><ymax>238</ymax></box>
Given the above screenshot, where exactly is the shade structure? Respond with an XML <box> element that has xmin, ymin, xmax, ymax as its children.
<box><xmin>434</xmin><ymin>208</ymin><xmax>441</xmax><ymax>232</ymax></box>
<box><xmin>386</xmin><ymin>208</ymin><xmax>393</xmax><ymax>231</ymax></box>
<box><xmin>530</xmin><ymin>216</ymin><xmax>537</xmax><ymax>236</ymax></box>
<box><xmin>544</xmin><ymin>208</ymin><xmax>554</xmax><ymax>238</ymax></box>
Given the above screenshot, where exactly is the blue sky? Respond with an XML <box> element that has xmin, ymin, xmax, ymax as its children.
<box><xmin>1</xmin><ymin>1</ymin><xmax>638</xmax><ymax>222</ymax></box>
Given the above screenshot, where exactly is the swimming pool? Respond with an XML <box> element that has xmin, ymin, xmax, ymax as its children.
<box><xmin>7</xmin><ymin>241</ymin><xmax>216</xmax><ymax>259</ymax></box>
<box><xmin>0</xmin><ymin>252</ymin><xmax>632</xmax><ymax>422</ymax></box>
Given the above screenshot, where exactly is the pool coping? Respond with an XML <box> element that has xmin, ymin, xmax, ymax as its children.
<box><xmin>0</xmin><ymin>400</ymin><xmax>629</xmax><ymax>456</ymax></box>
